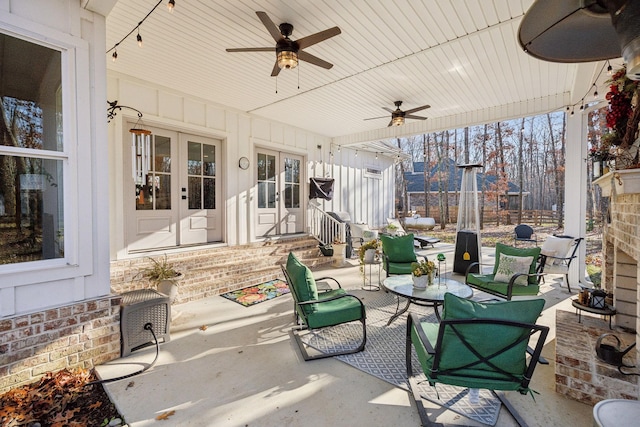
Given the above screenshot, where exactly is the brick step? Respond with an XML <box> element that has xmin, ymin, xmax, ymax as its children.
<box><xmin>110</xmin><ymin>235</ymin><xmax>336</xmax><ymax>303</ymax></box>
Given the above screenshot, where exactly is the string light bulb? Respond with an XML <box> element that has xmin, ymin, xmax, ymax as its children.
<box><xmin>167</xmin><ymin>0</ymin><xmax>175</xmax><ymax>12</ymax></box>
<box><xmin>355</xmin><ymin>150</ymin><xmax>358</xmax><ymax>157</ymax></box>
<box><xmin>593</xmin><ymin>84</ymin><xmax>598</xmax><ymax>99</ymax></box>
<box><xmin>607</xmin><ymin>61</ymin><xmax>613</xmax><ymax>75</ymax></box>
<box><xmin>112</xmin><ymin>50</ymin><xmax>118</xmax><ymax>62</ymax></box>
<box><xmin>136</xmin><ymin>29</ymin><xmax>143</xmax><ymax>48</ymax></box>
<box><xmin>375</xmin><ymin>152</ymin><xmax>378</xmax><ymax>159</ymax></box>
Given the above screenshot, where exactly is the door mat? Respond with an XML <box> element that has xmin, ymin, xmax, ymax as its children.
<box><xmin>220</xmin><ymin>279</ymin><xmax>290</xmax><ymax>307</ymax></box>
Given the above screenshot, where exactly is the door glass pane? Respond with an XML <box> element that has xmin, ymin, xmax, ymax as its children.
<box><xmin>0</xmin><ymin>155</ymin><xmax>64</xmax><ymax>264</ymax></box>
<box><xmin>188</xmin><ymin>176</ymin><xmax>201</xmax><ymax>209</ymax></box>
<box><xmin>258</xmin><ymin>181</ymin><xmax>266</xmax><ymax>208</ymax></box>
<box><xmin>204</xmin><ymin>177</ymin><xmax>215</xmax><ymax>209</ymax></box>
<box><xmin>257</xmin><ymin>153</ymin><xmax>266</xmax><ymax>181</ymax></box>
<box><xmin>155</xmin><ymin>136</ymin><xmax>171</xmax><ymax>173</ymax></box>
<box><xmin>188</xmin><ymin>141</ymin><xmax>201</xmax><ymax>175</ymax></box>
<box><xmin>267</xmin><ymin>155</ymin><xmax>276</xmax><ymax>181</ymax></box>
<box><xmin>292</xmin><ymin>183</ymin><xmax>300</xmax><ymax>208</ymax></box>
<box><xmin>155</xmin><ymin>175</ymin><xmax>171</xmax><ymax>210</ymax></box>
<box><xmin>203</xmin><ymin>144</ymin><xmax>215</xmax><ymax>176</ymax></box>
<box><xmin>267</xmin><ymin>182</ymin><xmax>276</xmax><ymax>208</ymax></box>
<box><xmin>138</xmin><ymin>135</ymin><xmax>171</xmax><ymax>210</ymax></box>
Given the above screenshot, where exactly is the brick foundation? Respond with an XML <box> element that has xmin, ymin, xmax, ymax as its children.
<box><xmin>555</xmin><ymin>310</ymin><xmax>639</xmax><ymax>405</ymax></box>
<box><xmin>0</xmin><ymin>295</ymin><xmax>121</xmax><ymax>394</ymax></box>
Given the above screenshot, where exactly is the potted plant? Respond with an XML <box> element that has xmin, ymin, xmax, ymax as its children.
<box><xmin>386</xmin><ymin>223</ymin><xmax>399</xmax><ymax>236</ymax></box>
<box><xmin>134</xmin><ymin>254</ymin><xmax>183</xmax><ymax>303</ymax></box>
<box><xmin>358</xmin><ymin>239</ymin><xmax>380</xmax><ymax>274</ymax></box>
<box><xmin>411</xmin><ymin>259</ymin><xmax>435</xmax><ymax>289</ymax></box>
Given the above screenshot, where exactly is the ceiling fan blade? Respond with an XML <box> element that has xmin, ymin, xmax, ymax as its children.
<box><xmin>296</xmin><ymin>27</ymin><xmax>341</xmax><ymax>49</ymax></box>
<box><xmin>364</xmin><ymin>116</ymin><xmax>389</xmax><ymax>121</ymax></box>
<box><xmin>298</xmin><ymin>51</ymin><xmax>333</xmax><ymax>69</ymax></box>
<box><xmin>382</xmin><ymin>107</ymin><xmax>394</xmax><ymax>113</ymax></box>
<box><xmin>403</xmin><ymin>104</ymin><xmax>431</xmax><ymax>115</ymax></box>
<box><xmin>271</xmin><ymin>61</ymin><xmax>281</xmax><ymax>77</ymax></box>
<box><xmin>256</xmin><ymin>11</ymin><xmax>282</xmax><ymax>42</ymax></box>
<box><xmin>405</xmin><ymin>115</ymin><xmax>428</xmax><ymax>120</ymax></box>
<box><xmin>387</xmin><ymin>120</ymin><xmax>393</xmax><ymax>127</ymax></box>
<box><xmin>226</xmin><ymin>47</ymin><xmax>275</xmax><ymax>52</ymax></box>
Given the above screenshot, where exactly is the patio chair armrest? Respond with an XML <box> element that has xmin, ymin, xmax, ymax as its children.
<box><xmin>417</xmin><ymin>253</ymin><xmax>428</xmax><ymax>262</ymax></box>
<box><xmin>314</xmin><ymin>276</ymin><xmax>342</xmax><ymax>289</ymax></box>
<box><xmin>406</xmin><ymin>312</ymin><xmax>435</xmax><ymax>377</ymax></box>
<box><xmin>464</xmin><ymin>261</ymin><xmax>482</xmax><ymax>282</ymax></box>
<box><xmin>507</xmin><ymin>273</ymin><xmax>545</xmax><ymax>299</ymax></box>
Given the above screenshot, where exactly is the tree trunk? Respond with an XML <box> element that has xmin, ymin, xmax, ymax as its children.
<box><xmin>422</xmin><ymin>133</ymin><xmax>429</xmax><ymax>217</ymax></box>
<box><xmin>546</xmin><ymin>113</ymin><xmax>563</xmax><ymax>228</ymax></box>
<box><xmin>517</xmin><ymin>117</ymin><xmax>525</xmax><ymax>224</ymax></box>
<box><xmin>480</xmin><ymin>124</ymin><xmax>488</xmax><ymax>230</ymax></box>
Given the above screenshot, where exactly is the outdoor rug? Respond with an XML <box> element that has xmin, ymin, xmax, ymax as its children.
<box><xmin>220</xmin><ymin>279</ymin><xmax>290</xmax><ymax>307</ymax></box>
<box><xmin>298</xmin><ymin>292</ymin><xmax>502</xmax><ymax>426</ymax></box>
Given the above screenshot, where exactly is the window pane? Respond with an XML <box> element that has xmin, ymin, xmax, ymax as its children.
<box><xmin>0</xmin><ymin>155</ymin><xmax>64</xmax><ymax>264</ymax></box>
<box><xmin>292</xmin><ymin>183</ymin><xmax>300</xmax><ymax>208</ymax></box>
<box><xmin>257</xmin><ymin>153</ymin><xmax>266</xmax><ymax>181</ymax></box>
<box><xmin>203</xmin><ymin>144</ymin><xmax>215</xmax><ymax>176</ymax></box>
<box><xmin>204</xmin><ymin>177</ymin><xmax>215</xmax><ymax>209</ymax></box>
<box><xmin>0</xmin><ymin>34</ymin><xmax>62</xmax><ymax>152</ymax></box>
<box><xmin>258</xmin><ymin>181</ymin><xmax>266</xmax><ymax>208</ymax></box>
<box><xmin>155</xmin><ymin>136</ymin><xmax>171</xmax><ymax>173</ymax></box>
<box><xmin>267</xmin><ymin>182</ymin><xmax>276</xmax><ymax>208</ymax></box>
<box><xmin>187</xmin><ymin>141</ymin><xmax>201</xmax><ymax>175</ymax></box>
<box><xmin>155</xmin><ymin>175</ymin><xmax>171</xmax><ymax>210</ymax></box>
<box><xmin>188</xmin><ymin>176</ymin><xmax>201</xmax><ymax>209</ymax></box>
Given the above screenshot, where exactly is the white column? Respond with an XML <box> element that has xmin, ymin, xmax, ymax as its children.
<box><xmin>565</xmin><ymin>111</ymin><xmax>588</xmax><ymax>288</ymax></box>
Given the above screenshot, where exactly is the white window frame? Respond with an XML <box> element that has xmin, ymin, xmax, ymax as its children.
<box><xmin>0</xmin><ymin>15</ymin><xmax>92</xmax><ymax>287</ymax></box>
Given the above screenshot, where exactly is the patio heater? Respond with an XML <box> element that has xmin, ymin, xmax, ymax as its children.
<box><xmin>453</xmin><ymin>164</ymin><xmax>482</xmax><ymax>274</ymax></box>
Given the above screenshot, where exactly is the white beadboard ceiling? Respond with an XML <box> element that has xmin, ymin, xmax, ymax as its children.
<box><xmin>105</xmin><ymin>0</ymin><xmax>618</xmax><ymax>147</ymax></box>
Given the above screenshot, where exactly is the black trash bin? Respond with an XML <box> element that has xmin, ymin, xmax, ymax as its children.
<box><xmin>327</xmin><ymin>211</ymin><xmax>353</xmax><ymax>258</ymax></box>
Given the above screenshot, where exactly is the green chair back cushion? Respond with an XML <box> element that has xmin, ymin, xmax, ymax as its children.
<box><xmin>381</xmin><ymin>233</ymin><xmax>417</xmax><ymax>263</ymax></box>
<box><xmin>286</xmin><ymin>253</ymin><xmax>319</xmax><ymax>314</ymax></box>
<box><xmin>433</xmin><ymin>293</ymin><xmax>545</xmax><ymax>389</ymax></box>
<box><xmin>492</xmin><ymin>243</ymin><xmax>541</xmax><ymax>285</ymax></box>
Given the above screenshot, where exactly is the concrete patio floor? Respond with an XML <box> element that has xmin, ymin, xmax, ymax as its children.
<box><xmin>97</xmin><ymin>244</ymin><xmax>596</xmax><ymax>426</ymax></box>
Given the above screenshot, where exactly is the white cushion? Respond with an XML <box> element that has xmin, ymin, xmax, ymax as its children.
<box><xmin>541</xmin><ymin>236</ymin><xmax>573</xmax><ymax>266</ymax></box>
<box><xmin>494</xmin><ymin>254</ymin><xmax>534</xmax><ymax>286</ymax></box>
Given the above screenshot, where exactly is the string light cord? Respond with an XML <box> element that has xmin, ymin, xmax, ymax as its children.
<box><xmin>567</xmin><ymin>60</ymin><xmax>609</xmax><ymax>114</ymax></box>
<box><xmin>106</xmin><ymin>0</ymin><xmax>170</xmax><ymax>56</ymax></box>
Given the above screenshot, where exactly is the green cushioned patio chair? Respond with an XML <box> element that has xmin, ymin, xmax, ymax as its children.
<box><xmin>465</xmin><ymin>243</ymin><xmax>543</xmax><ymax>300</ymax></box>
<box><xmin>380</xmin><ymin>233</ymin><xmax>427</xmax><ymax>277</ymax></box>
<box><xmin>406</xmin><ymin>294</ymin><xmax>549</xmax><ymax>426</ymax></box>
<box><xmin>281</xmin><ymin>252</ymin><xmax>366</xmax><ymax>361</ymax></box>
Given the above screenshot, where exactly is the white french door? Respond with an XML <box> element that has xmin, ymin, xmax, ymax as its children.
<box><xmin>255</xmin><ymin>149</ymin><xmax>304</xmax><ymax>237</ymax></box>
<box><xmin>179</xmin><ymin>134</ymin><xmax>222</xmax><ymax>245</ymax></box>
<box><xmin>125</xmin><ymin>126</ymin><xmax>222</xmax><ymax>252</ymax></box>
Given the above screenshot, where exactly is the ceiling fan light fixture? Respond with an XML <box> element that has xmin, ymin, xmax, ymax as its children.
<box><xmin>392</xmin><ymin>116</ymin><xmax>405</xmax><ymax>126</ymax></box>
<box><xmin>277</xmin><ymin>50</ymin><xmax>298</xmax><ymax>70</ymax></box>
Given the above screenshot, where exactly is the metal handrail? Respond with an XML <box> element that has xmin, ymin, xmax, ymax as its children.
<box><xmin>309</xmin><ymin>205</ymin><xmax>346</xmax><ymax>246</ymax></box>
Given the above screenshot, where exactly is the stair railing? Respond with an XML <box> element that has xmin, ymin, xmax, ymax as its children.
<box><xmin>309</xmin><ymin>205</ymin><xmax>346</xmax><ymax>246</ymax></box>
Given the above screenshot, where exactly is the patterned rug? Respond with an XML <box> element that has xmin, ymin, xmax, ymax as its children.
<box><xmin>220</xmin><ymin>279</ymin><xmax>290</xmax><ymax>307</ymax></box>
<box><xmin>299</xmin><ymin>292</ymin><xmax>502</xmax><ymax>426</ymax></box>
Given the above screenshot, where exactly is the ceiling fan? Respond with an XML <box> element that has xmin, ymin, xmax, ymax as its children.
<box><xmin>519</xmin><ymin>0</ymin><xmax>640</xmax><ymax>80</ymax></box>
<box><xmin>364</xmin><ymin>101</ymin><xmax>431</xmax><ymax>127</ymax></box>
<box><xmin>225</xmin><ymin>11</ymin><xmax>341</xmax><ymax>77</ymax></box>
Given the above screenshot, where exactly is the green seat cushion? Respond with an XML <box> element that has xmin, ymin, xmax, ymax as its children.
<box><xmin>306</xmin><ymin>295</ymin><xmax>364</xmax><ymax>329</ymax></box>
<box><xmin>467</xmin><ymin>273</ymin><xmax>540</xmax><ymax>297</ymax></box>
<box><xmin>430</xmin><ymin>294</ymin><xmax>544</xmax><ymax>390</ymax></box>
<box><xmin>493</xmin><ymin>243</ymin><xmax>541</xmax><ymax>285</ymax></box>
<box><xmin>286</xmin><ymin>253</ymin><xmax>319</xmax><ymax>314</ymax></box>
<box><xmin>383</xmin><ymin>261</ymin><xmax>415</xmax><ymax>275</ymax></box>
<box><xmin>381</xmin><ymin>233</ymin><xmax>417</xmax><ymax>263</ymax></box>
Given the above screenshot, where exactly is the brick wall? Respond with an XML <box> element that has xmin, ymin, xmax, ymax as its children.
<box><xmin>0</xmin><ymin>295</ymin><xmax>121</xmax><ymax>394</ymax></box>
<box><xmin>556</xmin><ymin>310</ymin><xmax>639</xmax><ymax>405</ymax></box>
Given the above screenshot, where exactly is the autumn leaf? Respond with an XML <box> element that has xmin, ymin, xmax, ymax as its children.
<box><xmin>89</xmin><ymin>401</ymin><xmax>103</xmax><ymax>410</ymax></box>
<box><xmin>156</xmin><ymin>410</ymin><xmax>176</xmax><ymax>420</ymax></box>
<box><xmin>199</xmin><ymin>325</ymin><xmax>208</xmax><ymax>331</ymax></box>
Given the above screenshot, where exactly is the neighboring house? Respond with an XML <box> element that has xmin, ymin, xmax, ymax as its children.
<box><xmin>403</xmin><ymin>160</ymin><xmax>528</xmax><ymax>214</ymax></box>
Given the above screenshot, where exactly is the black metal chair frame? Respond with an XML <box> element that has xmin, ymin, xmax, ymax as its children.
<box><xmin>280</xmin><ymin>264</ymin><xmax>367</xmax><ymax>361</ymax></box>
<box><xmin>406</xmin><ymin>312</ymin><xmax>549</xmax><ymax>426</ymax></box>
<box><xmin>514</xmin><ymin>224</ymin><xmax>537</xmax><ymax>246</ymax></box>
<box><xmin>537</xmin><ymin>236</ymin><xmax>584</xmax><ymax>292</ymax></box>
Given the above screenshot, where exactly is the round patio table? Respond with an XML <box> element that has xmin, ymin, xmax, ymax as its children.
<box><xmin>382</xmin><ymin>275</ymin><xmax>473</xmax><ymax>325</ymax></box>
